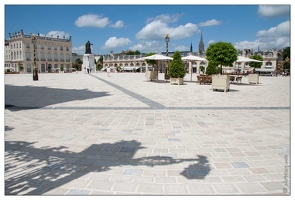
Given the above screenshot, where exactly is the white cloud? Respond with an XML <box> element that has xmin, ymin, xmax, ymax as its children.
<box><xmin>258</xmin><ymin>5</ymin><xmax>290</xmax><ymax>18</ymax></box>
<box><xmin>146</xmin><ymin>14</ymin><xmax>182</xmax><ymax>23</ymax></box>
<box><xmin>72</xmin><ymin>45</ymin><xmax>85</xmax><ymax>55</ymax></box>
<box><xmin>234</xmin><ymin>21</ymin><xmax>290</xmax><ymax>50</ymax></box>
<box><xmin>208</xmin><ymin>40</ymin><xmax>215</xmax><ymax>45</ymax></box>
<box><xmin>109</xmin><ymin>20</ymin><xmax>124</xmax><ymax>28</ymax></box>
<box><xmin>75</xmin><ymin>14</ymin><xmax>110</xmax><ymax>28</ymax></box>
<box><xmin>46</xmin><ymin>31</ymin><xmax>70</xmax><ymax>39</ymax></box>
<box><xmin>199</xmin><ymin>19</ymin><xmax>221</xmax><ymax>27</ymax></box>
<box><xmin>129</xmin><ymin>41</ymin><xmax>162</xmax><ymax>53</ymax></box>
<box><xmin>174</xmin><ymin>45</ymin><xmax>189</xmax><ymax>51</ymax></box>
<box><xmin>101</xmin><ymin>37</ymin><xmax>132</xmax><ymax>50</ymax></box>
<box><xmin>136</xmin><ymin>20</ymin><xmax>198</xmax><ymax>40</ymax></box>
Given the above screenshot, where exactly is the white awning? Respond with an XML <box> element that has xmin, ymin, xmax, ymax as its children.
<box><xmin>124</xmin><ymin>67</ymin><xmax>140</xmax><ymax>70</ymax></box>
<box><xmin>255</xmin><ymin>68</ymin><xmax>275</xmax><ymax>72</ymax></box>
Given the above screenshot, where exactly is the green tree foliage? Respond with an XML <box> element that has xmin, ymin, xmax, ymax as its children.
<box><xmin>72</xmin><ymin>58</ymin><xmax>83</xmax><ymax>71</ymax></box>
<box><xmin>282</xmin><ymin>47</ymin><xmax>290</xmax><ymax>71</ymax></box>
<box><xmin>126</xmin><ymin>50</ymin><xmax>141</xmax><ymax>55</ymax></box>
<box><xmin>75</xmin><ymin>58</ymin><xmax>83</xmax><ymax>64</ymax></box>
<box><xmin>249</xmin><ymin>54</ymin><xmax>263</xmax><ymax>68</ymax></box>
<box><xmin>168</xmin><ymin>51</ymin><xmax>186</xmax><ymax>78</ymax></box>
<box><xmin>199</xmin><ymin>66</ymin><xmax>205</xmax><ymax>72</ymax></box>
<box><xmin>96</xmin><ymin>56</ymin><xmax>103</xmax><ymax>71</ymax></box>
<box><xmin>283</xmin><ymin>47</ymin><xmax>290</xmax><ymax>60</ymax></box>
<box><xmin>205</xmin><ymin>62</ymin><xmax>219</xmax><ymax>75</ymax></box>
<box><xmin>205</xmin><ymin>41</ymin><xmax>238</xmax><ymax>74</ymax></box>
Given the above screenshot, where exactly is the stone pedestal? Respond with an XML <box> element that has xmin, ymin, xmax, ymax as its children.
<box><xmin>82</xmin><ymin>54</ymin><xmax>96</xmax><ymax>73</ymax></box>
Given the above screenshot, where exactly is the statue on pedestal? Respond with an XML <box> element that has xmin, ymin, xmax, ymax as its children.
<box><xmin>85</xmin><ymin>41</ymin><xmax>93</xmax><ymax>54</ymax></box>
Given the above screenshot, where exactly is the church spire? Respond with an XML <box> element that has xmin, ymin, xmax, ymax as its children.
<box><xmin>190</xmin><ymin>41</ymin><xmax>193</xmax><ymax>53</ymax></box>
<box><xmin>198</xmin><ymin>31</ymin><xmax>204</xmax><ymax>55</ymax></box>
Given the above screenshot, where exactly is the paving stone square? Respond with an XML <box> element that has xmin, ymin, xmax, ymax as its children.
<box><xmin>4</xmin><ymin>72</ymin><xmax>290</xmax><ymax>195</ymax></box>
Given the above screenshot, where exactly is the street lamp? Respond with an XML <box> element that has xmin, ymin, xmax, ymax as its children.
<box><xmin>32</xmin><ymin>34</ymin><xmax>38</xmax><ymax>81</ymax></box>
<box><xmin>164</xmin><ymin>33</ymin><xmax>170</xmax><ymax>80</ymax></box>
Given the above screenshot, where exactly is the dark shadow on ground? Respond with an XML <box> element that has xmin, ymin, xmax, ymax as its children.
<box><xmin>5</xmin><ymin>126</ymin><xmax>14</xmax><ymax>131</ymax></box>
<box><xmin>5</xmin><ymin>85</ymin><xmax>110</xmax><ymax>111</ymax></box>
<box><xmin>5</xmin><ymin>140</ymin><xmax>210</xmax><ymax>195</ymax></box>
<box><xmin>211</xmin><ymin>89</ymin><xmax>240</xmax><ymax>92</ymax></box>
<box><xmin>230</xmin><ymin>82</ymin><xmax>262</xmax><ymax>86</ymax></box>
<box><xmin>180</xmin><ymin>155</ymin><xmax>211</xmax><ymax>179</ymax></box>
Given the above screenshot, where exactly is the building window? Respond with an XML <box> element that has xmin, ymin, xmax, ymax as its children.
<box><xmin>54</xmin><ymin>53</ymin><xmax>58</xmax><ymax>61</ymax></box>
<box><xmin>26</xmin><ymin>52</ymin><xmax>31</xmax><ymax>61</ymax></box>
<box><xmin>27</xmin><ymin>64</ymin><xmax>32</xmax><ymax>72</ymax></box>
<box><xmin>60</xmin><ymin>54</ymin><xmax>64</xmax><ymax>62</ymax></box>
<box><xmin>47</xmin><ymin>53</ymin><xmax>52</xmax><ymax>61</ymax></box>
<box><xmin>41</xmin><ymin>44</ymin><xmax>44</xmax><ymax>50</ymax></box>
<box><xmin>54</xmin><ymin>46</ymin><xmax>57</xmax><ymax>50</ymax></box>
<box><xmin>66</xmin><ymin>54</ymin><xmax>70</xmax><ymax>62</ymax></box>
<box><xmin>66</xmin><ymin>46</ymin><xmax>69</xmax><ymax>51</ymax></box>
<box><xmin>41</xmin><ymin>52</ymin><xmax>45</xmax><ymax>61</ymax></box>
<box><xmin>60</xmin><ymin>46</ymin><xmax>63</xmax><ymax>51</ymax></box>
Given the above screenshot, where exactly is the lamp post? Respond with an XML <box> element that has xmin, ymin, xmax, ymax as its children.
<box><xmin>32</xmin><ymin>34</ymin><xmax>38</xmax><ymax>81</ymax></box>
<box><xmin>164</xmin><ymin>33</ymin><xmax>170</xmax><ymax>80</ymax></box>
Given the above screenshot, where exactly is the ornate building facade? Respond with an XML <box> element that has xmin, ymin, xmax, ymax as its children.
<box><xmin>102</xmin><ymin>31</ymin><xmax>285</xmax><ymax>74</ymax></box>
<box><xmin>4</xmin><ymin>30</ymin><xmax>72</xmax><ymax>73</ymax></box>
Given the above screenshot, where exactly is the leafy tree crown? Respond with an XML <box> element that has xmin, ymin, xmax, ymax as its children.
<box><xmin>168</xmin><ymin>51</ymin><xmax>186</xmax><ymax>78</ymax></box>
<box><xmin>206</xmin><ymin>42</ymin><xmax>238</xmax><ymax>67</ymax></box>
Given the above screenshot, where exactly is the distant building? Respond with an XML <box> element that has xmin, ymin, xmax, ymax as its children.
<box><xmin>198</xmin><ymin>31</ymin><xmax>205</xmax><ymax>55</ymax></box>
<box><xmin>4</xmin><ymin>30</ymin><xmax>72</xmax><ymax>73</ymax></box>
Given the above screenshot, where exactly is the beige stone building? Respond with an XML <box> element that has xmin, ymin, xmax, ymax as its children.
<box><xmin>5</xmin><ymin>30</ymin><xmax>72</xmax><ymax>73</ymax></box>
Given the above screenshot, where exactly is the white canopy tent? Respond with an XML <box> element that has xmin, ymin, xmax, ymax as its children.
<box><xmin>182</xmin><ymin>55</ymin><xmax>207</xmax><ymax>81</ymax></box>
<box><xmin>236</xmin><ymin>56</ymin><xmax>262</xmax><ymax>63</ymax></box>
<box><xmin>137</xmin><ymin>54</ymin><xmax>173</xmax><ymax>81</ymax></box>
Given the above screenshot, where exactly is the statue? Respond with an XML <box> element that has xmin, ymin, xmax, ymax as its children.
<box><xmin>85</xmin><ymin>40</ymin><xmax>93</xmax><ymax>54</ymax></box>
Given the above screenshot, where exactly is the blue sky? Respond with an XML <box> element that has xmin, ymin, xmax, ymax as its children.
<box><xmin>4</xmin><ymin>1</ymin><xmax>291</xmax><ymax>56</ymax></box>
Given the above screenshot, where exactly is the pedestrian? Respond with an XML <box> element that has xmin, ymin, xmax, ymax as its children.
<box><xmin>89</xmin><ymin>67</ymin><xmax>92</xmax><ymax>74</ymax></box>
<box><xmin>107</xmin><ymin>67</ymin><xmax>111</xmax><ymax>77</ymax></box>
<box><xmin>87</xmin><ymin>67</ymin><xmax>89</xmax><ymax>74</ymax></box>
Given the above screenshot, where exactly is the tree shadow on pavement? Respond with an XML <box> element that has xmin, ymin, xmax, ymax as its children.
<box><xmin>180</xmin><ymin>155</ymin><xmax>211</xmax><ymax>179</ymax></box>
<box><xmin>5</xmin><ymin>85</ymin><xmax>110</xmax><ymax>111</ymax></box>
<box><xmin>5</xmin><ymin>140</ymin><xmax>210</xmax><ymax>195</ymax></box>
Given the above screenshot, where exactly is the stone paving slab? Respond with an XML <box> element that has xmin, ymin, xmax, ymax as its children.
<box><xmin>4</xmin><ymin>72</ymin><xmax>291</xmax><ymax>195</ymax></box>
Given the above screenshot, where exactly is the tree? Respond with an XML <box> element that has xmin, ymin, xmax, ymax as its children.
<box><xmin>283</xmin><ymin>47</ymin><xmax>290</xmax><ymax>60</ymax></box>
<box><xmin>75</xmin><ymin>58</ymin><xmax>83</xmax><ymax>64</ymax></box>
<box><xmin>282</xmin><ymin>47</ymin><xmax>290</xmax><ymax>71</ymax></box>
<box><xmin>249</xmin><ymin>54</ymin><xmax>263</xmax><ymax>68</ymax></box>
<box><xmin>126</xmin><ymin>50</ymin><xmax>141</xmax><ymax>55</ymax></box>
<box><xmin>168</xmin><ymin>51</ymin><xmax>186</xmax><ymax>78</ymax></box>
<box><xmin>199</xmin><ymin>66</ymin><xmax>205</xmax><ymax>73</ymax></box>
<box><xmin>73</xmin><ymin>58</ymin><xmax>83</xmax><ymax>71</ymax></box>
<box><xmin>205</xmin><ymin>41</ymin><xmax>238</xmax><ymax>74</ymax></box>
<box><xmin>96</xmin><ymin>56</ymin><xmax>103</xmax><ymax>71</ymax></box>
<box><xmin>205</xmin><ymin>62</ymin><xmax>219</xmax><ymax>75</ymax></box>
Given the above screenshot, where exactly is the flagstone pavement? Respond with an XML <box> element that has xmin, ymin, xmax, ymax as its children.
<box><xmin>4</xmin><ymin>72</ymin><xmax>291</xmax><ymax>195</ymax></box>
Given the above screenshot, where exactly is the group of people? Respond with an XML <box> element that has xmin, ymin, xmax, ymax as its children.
<box><xmin>84</xmin><ymin>66</ymin><xmax>92</xmax><ymax>74</ymax></box>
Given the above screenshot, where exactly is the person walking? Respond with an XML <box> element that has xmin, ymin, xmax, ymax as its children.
<box><xmin>107</xmin><ymin>67</ymin><xmax>111</xmax><ymax>77</ymax></box>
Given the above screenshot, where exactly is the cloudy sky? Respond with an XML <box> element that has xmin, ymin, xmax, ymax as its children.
<box><xmin>4</xmin><ymin>2</ymin><xmax>291</xmax><ymax>55</ymax></box>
